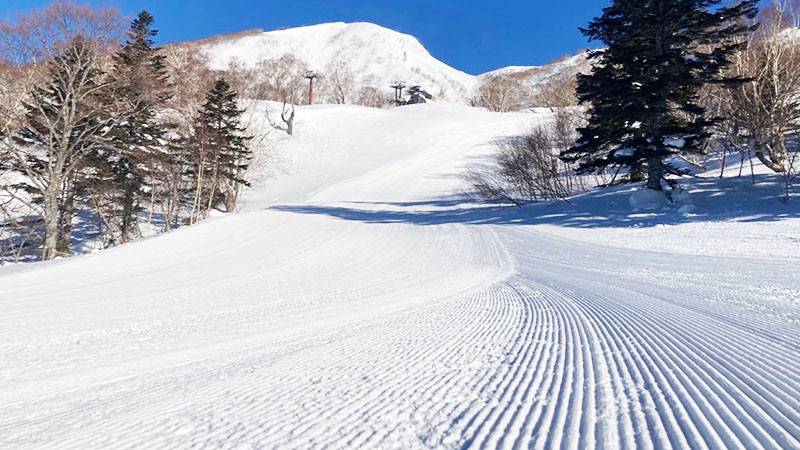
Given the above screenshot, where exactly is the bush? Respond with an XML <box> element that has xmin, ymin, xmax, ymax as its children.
<box><xmin>466</xmin><ymin>114</ymin><xmax>583</xmax><ymax>205</ymax></box>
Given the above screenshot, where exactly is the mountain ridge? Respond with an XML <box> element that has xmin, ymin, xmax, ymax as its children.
<box><xmin>172</xmin><ymin>21</ymin><xmax>587</xmax><ymax>105</ymax></box>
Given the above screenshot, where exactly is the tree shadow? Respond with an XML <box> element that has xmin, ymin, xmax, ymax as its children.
<box><xmin>270</xmin><ymin>175</ymin><xmax>800</xmax><ymax>229</ymax></box>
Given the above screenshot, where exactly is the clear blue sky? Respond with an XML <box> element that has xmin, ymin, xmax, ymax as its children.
<box><xmin>0</xmin><ymin>0</ymin><xmax>771</xmax><ymax>74</ymax></box>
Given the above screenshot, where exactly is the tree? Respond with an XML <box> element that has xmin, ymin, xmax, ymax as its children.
<box><xmin>263</xmin><ymin>55</ymin><xmax>307</xmax><ymax>135</ymax></box>
<box><xmin>466</xmin><ymin>115</ymin><xmax>582</xmax><ymax>205</ymax></box>
<box><xmin>323</xmin><ymin>62</ymin><xmax>356</xmax><ymax>104</ymax></box>
<box><xmin>0</xmin><ymin>0</ymin><xmax>122</xmax><ymax>65</ymax></box>
<box><xmin>532</xmin><ymin>72</ymin><xmax>580</xmax><ymax>110</ymax></box>
<box><xmin>562</xmin><ymin>0</ymin><xmax>759</xmax><ymax>191</ymax></box>
<box><xmin>158</xmin><ymin>45</ymin><xmax>215</xmax><ymax>230</ymax></box>
<box><xmin>0</xmin><ymin>1</ymin><xmax>123</xmax><ymax>260</ymax></box>
<box><xmin>6</xmin><ymin>36</ymin><xmax>115</xmax><ymax>260</ymax></box>
<box><xmin>95</xmin><ymin>10</ymin><xmax>172</xmax><ymax>244</ymax></box>
<box><xmin>726</xmin><ymin>1</ymin><xmax>800</xmax><ymax>175</ymax></box>
<box><xmin>190</xmin><ymin>78</ymin><xmax>252</xmax><ymax>220</ymax></box>
<box><xmin>476</xmin><ymin>75</ymin><xmax>528</xmax><ymax>112</ymax></box>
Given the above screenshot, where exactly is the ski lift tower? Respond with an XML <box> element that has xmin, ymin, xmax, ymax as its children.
<box><xmin>390</xmin><ymin>81</ymin><xmax>406</xmax><ymax>106</ymax></box>
<box><xmin>305</xmin><ymin>71</ymin><xmax>320</xmax><ymax>105</ymax></box>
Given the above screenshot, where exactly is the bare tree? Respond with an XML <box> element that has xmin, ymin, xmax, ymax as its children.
<box><xmin>467</xmin><ymin>120</ymin><xmax>580</xmax><ymax>205</ymax></box>
<box><xmin>0</xmin><ymin>0</ymin><xmax>122</xmax><ymax>65</ymax></box>
<box><xmin>249</xmin><ymin>55</ymin><xmax>308</xmax><ymax>135</ymax></box>
<box><xmin>322</xmin><ymin>62</ymin><xmax>356</xmax><ymax>104</ymax></box>
<box><xmin>158</xmin><ymin>45</ymin><xmax>216</xmax><ymax>229</ymax></box>
<box><xmin>532</xmin><ymin>73</ymin><xmax>579</xmax><ymax>110</ymax></box>
<box><xmin>0</xmin><ymin>2</ymin><xmax>123</xmax><ymax>260</ymax></box>
<box><xmin>725</xmin><ymin>1</ymin><xmax>800</xmax><ymax>175</ymax></box>
<box><xmin>476</xmin><ymin>74</ymin><xmax>528</xmax><ymax>112</ymax></box>
<box><xmin>163</xmin><ymin>45</ymin><xmax>215</xmax><ymax>119</ymax></box>
<box><xmin>355</xmin><ymin>86</ymin><xmax>389</xmax><ymax>108</ymax></box>
<box><xmin>281</xmin><ymin>102</ymin><xmax>296</xmax><ymax>136</ymax></box>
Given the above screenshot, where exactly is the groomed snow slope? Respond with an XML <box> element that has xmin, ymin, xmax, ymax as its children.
<box><xmin>2</xmin><ymin>104</ymin><xmax>800</xmax><ymax>449</ymax></box>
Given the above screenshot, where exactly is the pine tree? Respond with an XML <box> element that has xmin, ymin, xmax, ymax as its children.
<box><xmin>190</xmin><ymin>78</ymin><xmax>252</xmax><ymax>218</ymax></box>
<box><xmin>561</xmin><ymin>0</ymin><xmax>758</xmax><ymax>191</ymax></box>
<box><xmin>99</xmin><ymin>10</ymin><xmax>172</xmax><ymax>243</ymax></box>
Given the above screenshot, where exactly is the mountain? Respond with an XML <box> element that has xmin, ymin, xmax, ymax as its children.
<box><xmin>197</xmin><ymin>22</ymin><xmax>478</xmax><ymax>103</ymax></box>
<box><xmin>181</xmin><ymin>21</ymin><xmax>590</xmax><ymax>107</ymax></box>
<box><xmin>479</xmin><ymin>52</ymin><xmax>591</xmax><ymax>98</ymax></box>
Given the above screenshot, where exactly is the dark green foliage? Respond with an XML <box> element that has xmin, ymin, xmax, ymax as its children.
<box><xmin>98</xmin><ymin>10</ymin><xmax>172</xmax><ymax>242</ymax></box>
<box><xmin>561</xmin><ymin>0</ymin><xmax>758</xmax><ymax>190</ymax></box>
<box><xmin>192</xmin><ymin>78</ymin><xmax>252</xmax><ymax>212</ymax></box>
<box><xmin>198</xmin><ymin>79</ymin><xmax>252</xmax><ymax>184</ymax></box>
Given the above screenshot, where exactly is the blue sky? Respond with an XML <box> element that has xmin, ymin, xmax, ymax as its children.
<box><xmin>0</xmin><ymin>0</ymin><xmax>770</xmax><ymax>74</ymax></box>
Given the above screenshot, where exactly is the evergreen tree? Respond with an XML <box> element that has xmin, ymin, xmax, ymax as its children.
<box><xmin>561</xmin><ymin>0</ymin><xmax>758</xmax><ymax>191</ymax></box>
<box><xmin>191</xmin><ymin>78</ymin><xmax>252</xmax><ymax>217</ymax></box>
<box><xmin>99</xmin><ymin>10</ymin><xmax>172</xmax><ymax>243</ymax></box>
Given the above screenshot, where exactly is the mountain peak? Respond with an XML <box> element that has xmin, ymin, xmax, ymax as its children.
<box><xmin>189</xmin><ymin>22</ymin><xmax>585</xmax><ymax>105</ymax></box>
<box><xmin>199</xmin><ymin>21</ymin><xmax>476</xmax><ymax>102</ymax></box>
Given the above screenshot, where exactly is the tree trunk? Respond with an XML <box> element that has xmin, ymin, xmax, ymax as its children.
<box><xmin>281</xmin><ymin>102</ymin><xmax>295</xmax><ymax>136</ymax></box>
<box><xmin>57</xmin><ymin>194</ymin><xmax>74</xmax><ymax>257</ymax></box>
<box><xmin>121</xmin><ymin>184</ymin><xmax>135</xmax><ymax>243</ymax></box>
<box><xmin>54</xmin><ymin>173</ymin><xmax>76</xmax><ymax>257</ymax></box>
<box><xmin>646</xmin><ymin>157</ymin><xmax>663</xmax><ymax>191</ymax></box>
<box><xmin>41</xmin><ymin>189</ymin><xmax>60</xmax><ymax>261</ymax></box>
<box><xmin>224</xmin><ymin>183</ymin><xmax>237</xmax><ymax>213</ymax></box>
<box><xmin>630</xmin><ymin>162</ymin><xmax>646</xmax><ymax>182</ymax></box>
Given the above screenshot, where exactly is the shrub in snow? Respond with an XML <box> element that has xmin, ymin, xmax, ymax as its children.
<box><xmin>466</xmin><ymin>111</ymin><xmax>584</xmax><ymax>205</ymax></box>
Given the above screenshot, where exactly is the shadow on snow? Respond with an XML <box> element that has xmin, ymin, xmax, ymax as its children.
<box><xmin>270</xmin><ymin>175</ymin><xmax>800</xmax><ymax>229</ymax></box>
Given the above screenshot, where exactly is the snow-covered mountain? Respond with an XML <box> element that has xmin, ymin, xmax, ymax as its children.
<box><xmin>190</xmin><ymin>21</ymin><xmax>591</xmax><ymax>105</ymax></box>
<box><xmin>198</xmin><ymin>22</ymin><xmax>478</xmax><ymax>103</ymax></box>
<box><xmin>479</xmin><ymin>52</ymin><xmax>591</xmax><ymax>96</ymax></box>
<box><xmin>479</xmin><ymin>52</ymin><xmax>589</xmax><ymax>80</ymax></box>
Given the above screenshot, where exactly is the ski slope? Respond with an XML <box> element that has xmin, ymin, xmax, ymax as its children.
<box><xmin>2</xmin><ymin>104</ymin><xmax>800</xmax><ymax>449</ymax></box>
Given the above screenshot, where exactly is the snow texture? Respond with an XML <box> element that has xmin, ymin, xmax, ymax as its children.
<box><xmin>1</xmin><ymin>103</ymin><xmax>800</xmax><ymax>449</ymax></box>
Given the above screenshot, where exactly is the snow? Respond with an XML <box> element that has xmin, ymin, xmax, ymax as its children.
<box><xmin>199</xmin><ymin>22</ymin><xmax>589</xmax><ymax>106</ymax></box>
<box><xmin>629</xmin><ymin>186</ymin><xmax>670</xmax><ymax>210</ymax></box>
<box><xmin>479</xmin><ymin>52</ymin><xmax>589</xmax><ymax>80</ymax></box>
<box><xmin>2</xmin><ymin>103</ymin><xmax>800</xmax><ymax>448</ymax></box>
<box><xmin>534</xmin><ymin>156</ymin><xmax>800</xmax><ymax>260</ymax></box>
<box><xmin>202</xmin><ymin>22</ymin><xmax>478</xmax><ymax>103</ymax></box>
<box><xmin>479</xmin><ymin>52</ymin><xmax>591</xmax><ymax>97</ymax></box>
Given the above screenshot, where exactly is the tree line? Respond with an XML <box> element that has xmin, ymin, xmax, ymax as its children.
<box><xmin>0</xmin><ymin>2</ymin><xmax>255</xmax><ymax>262</ymax></box>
